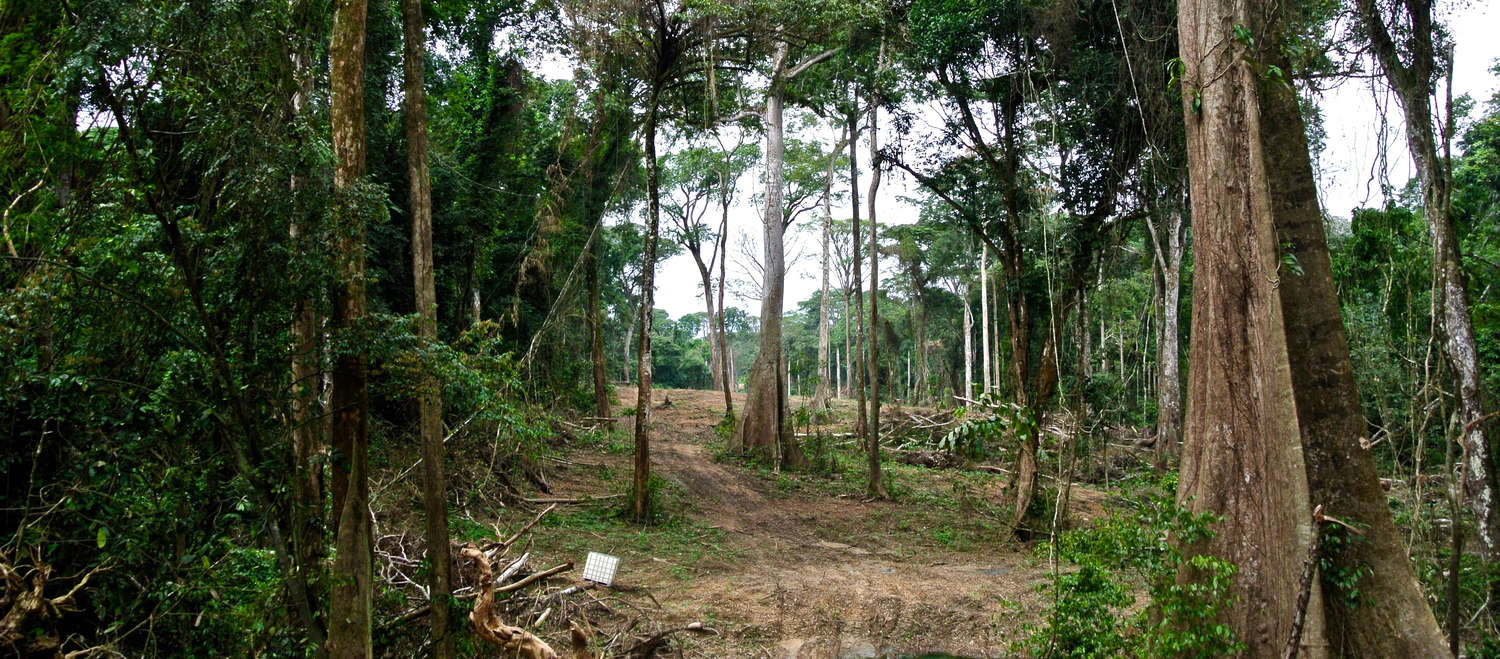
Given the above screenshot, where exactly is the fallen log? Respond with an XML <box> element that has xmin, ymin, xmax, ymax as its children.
<box><xmin>888</xmin><ymin>448</ymin><xmax>967</xmax><ymax>469</ymax></box>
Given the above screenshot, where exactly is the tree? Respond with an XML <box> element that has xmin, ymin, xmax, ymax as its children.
<box><xmin>864</xmin><ymin>75</ymin><xmax>889</xmax><ymax>498</ymax></box>
<box><xmin>401</xmin><ymin>0</ymin><xmax>453</xmax><ymax>654</ymax></box>
<box><xmin>732</xmin><ymin>32</ymin><xmax>835</xmax><ymax>466</ymax></box>
<box><xmin>1354</xmin><ymin>0</ymin><xmax>1499</xmax><ymax>563</ymax></box>
<box><xmin>326</xmin><ymin>0</ymin><xmax>374</xmax><ymax>654</ymax></box>
<box><xmin>1175</xmin><ymin>0</ymin><xmax>1445</xmax><ymax>652</ymax></box>
<box><xmin>810</xmin><ymin>129</ymin><xmax>848</xmax><ymax>411</ymax></box>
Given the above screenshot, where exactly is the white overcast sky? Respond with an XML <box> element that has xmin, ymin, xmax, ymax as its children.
<box><xmin>568</xmin><ymin>4</ymin><xmax>1500</xmax><ymax>320</ymax></box>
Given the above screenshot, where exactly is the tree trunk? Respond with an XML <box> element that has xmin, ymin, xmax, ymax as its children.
<box><xmin>848</xmin><ymin>104</ymin><xmax>869</xmax><ymax>441</ymax></box>
<box><xmin>980</xmin><ymin>247</ymin><xmax>991</xmax><ymax>395</ymax></box>
<box><xmin>717</xmin><ymin>150</ymin><xmax>735</xmax><ymax>415</ymax></box>
<box><xmin>963</xmin><ymin>283</ymin><xmax>973</xmax><ymax>405</ymax></box>
<box><xmin>287</xmin><ymin>2</ymin><xmax>326</xmax><ymax>648</ymax></box>
<box><xmin>1355</xmin><ymin>0</ymin><xmax>1499</xmax><ymax>561</ymax></box>
<box><xmin>632</xmin><ymin>98</ymin><xmax>662</xmax><ymax>521</ymax></box>
<box><xmin>734</xmin><ymin>44</ymin><xmax>803</xmax><ymax>468</ymax></box>
<box><xmin>810</xmin><ymin>132</ymin><xmax>844</xmax><ymax>411</ymax></box>
<box><xmin>691</xmin><ymin>251</ymin><xmax>719</xmax><ymax>395</ymax></box>
<box><xmin>402</xmin><ymin>2</ymin><xmax>454</xmax><ymax>655</ymax></box>
<box><xmin>865</xmin><ymin>100</ymin><xmax>887</xmax><ymax>499</ymax></box>
<box><xmin>914</xmin><ymin>290</ymin><xmax>928</xmax><ymax>405</ymax></box>
<box><xmin>327</xmin><ymin>0</ymin><xmax>373</xmax><ymax>654</ymax></box>
<box><xmin>589</xmin><ymin>235</ymin><xmax>610</xmax><ymax>423</ymax></box>
<box><xmin>1176</xmin><ymin>0</ymin><xmax>1323</xmax><ymax>651</ymax></box>
<box><xmin>1256</xmin><ymin>50</ymin><xmax>1448</xmax><ymax>654</ymax></box>
<box><xmin>1147</xmin><ymin>205</ymin><xmax>1184</xmax><ymax>465</ymax></box>
<box><xmin>843</xmin><ymin>291</ymin><xmax>852</xmax><ymax>399</ymax></box>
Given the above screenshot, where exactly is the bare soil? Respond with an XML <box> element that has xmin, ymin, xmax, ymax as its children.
<box><xmin>494</xmin><ymin>388</ymin><xmax>1080</xmax><ymax>658</ymax></box>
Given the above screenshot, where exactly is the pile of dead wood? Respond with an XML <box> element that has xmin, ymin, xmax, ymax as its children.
<box><xmin>1</xmin><ymin>549</ymin><xmax>106</xmax><ymax>658</ymax></box>
<box><xmin>379</xmin><ymin>504</ymin><xmax>717</xmax><ymax>657</ymax></box>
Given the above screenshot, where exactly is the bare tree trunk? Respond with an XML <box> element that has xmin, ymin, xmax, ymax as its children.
<box><xmin>632</xmin><ymin>96</ymin><xmax>662</xmax><ymax>521</ymax></box>
<box><xmin>1356</xmin><ymin>0</ymin><xmax>1499</xmax><ymax>561</ymax></box>
<box><xmin>735</xmin><ymin>43</ymin><xmax>804</xmax><ymax>468</ymax></box>
<box><xmin>1256</xmin><ymin>48</ymin><xmax>1448</xmax><ymax>654</ymax></box>
<box><xmin>843</xmin><ymin>290</ymin><xmax>852</xmax><ymax>399</ymax></box>
<box><xmin>835</xmin><ymin>345</ymin><xmax>841</xmax><ymax>399</ymax></box>
<box><xmin>963</xmin><ymin>283</ymin><xmax>973</xmax><ymax>405</ymax></box>
<box><xmin>327</xmin><ymin>0</ymin><xmax>373</xmax><ymax>654</ymax></box>
<box><xmin>621</xmin><ymin>305</ymin><xmax>634</xmax><ymax>383</ymax></box>
<box><xmin>1175</xmin><ymin>0</ymin><xmax>1323</xmax><ymax>651</ymax></box>
<box><xmin>691</xmin><ymin>251</ymin><xmax>719</xmax><ymax>393</ymax></box>
<box><xmin>848</xmin><ymin>104</ymin><xmax>869</xmax><ymax>441</ymax></box>
<box><xmin>811</xmin><ymin>131</ymin><xmax>845</xmax><ymax>411</ymax></box>
<box><xmin>1146</xmin><ymin>204</ymin><xmax>1184</xmax><ymax>465</ymax></box>
<box><xmin>914</xmin><ymin>292</ymin><xmax>929</xmax><ymax>405</ymax></box>
<box><xmin>717</xmin><ymin>146</ymin><xmax>735</xmax><ymax>415</ymax></box>
<box><xmin>589</xmin><ymin>237</ymin><xmax>609</xmax><ymax>423</ymax></box>
<box><xmin>401</xmin><ymin>2</ymin><xmax>454</xmax><ymax>655</ymax></box>
<box><xmin>980</xmin><ymin>247</ymin><xmax>991</xmax><ymax>395</ymax></box>
<box><xmin>865</xmin><ymin>99</ymin><xmax>887</xmax><ymax>499</ymax></box>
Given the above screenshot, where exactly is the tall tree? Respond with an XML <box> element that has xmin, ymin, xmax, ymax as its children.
<box><xmin>327</xmin><ymin>0</ymin><xmax>373</xmax><ymax>654</ymax></box>
<box><xmin>732</xmin><ymin>37</ymin><xmax>834</xmax><ymax>466</ymax></box>
<box><xmin>1354</xmin><ymin>0</ymin><xmax>1499</xmax><ymax>562</ymax></box>
<box><xmin>1176</xmin><ymin>0</ymin><xmax>1319</xmax><ymax>649</ymax></box>
<box><xmin>1257</xmin><ymin>20</ymin><xmax>1448</xmax><ymax>649</ymax></box>
<box><xmin>1176</xmin><ymin>0</ymin><xmax>1444</xmax><ymax>652</ymax></box>
<box><xmin>286</xmin><ymin>0</ymin><xmax>325</xmax><ymax>640</ymax></box>
<box><xmin>1145</xmin><ymin>196</ymin><xmax>1184</xmax><ymax>464</ymax></box>
<box><xmin>864</xmin><ymin>88</ymin><xmax>888</xmax><ymax>499</ymax></box>
<box><xmin>810</xmin><ymin>129</ymin><xmax>848</xmax><ymax>411</ymax></box>
<box><xmin>401</xmin><ymin>0</ymin><xmax>453</xmax><ymax>655</ymax></box>
<box><xmin>615</xmin><ymin>0</ymin><xmax>706</xmax><ymax>520</ymax></box>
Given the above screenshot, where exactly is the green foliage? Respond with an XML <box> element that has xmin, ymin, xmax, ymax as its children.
<box><xmin>937</xmin><ymin>395</ymin><xmax>1036</xmax><ymax>460</ymax></box>
<box><xmin>1022</xmin><ymin>487</ymin><xmax>1244</xmax><ymax>658</ymax></box>
<box><xmin>1317</xmin><ymin>522</ymin><xmax>1374</xmax><ymax>609</ymax></box>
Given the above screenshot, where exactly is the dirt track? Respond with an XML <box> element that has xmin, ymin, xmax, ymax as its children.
<box><xmin>547</xmin><ymin>388</ymin><xmax>1050</xmax><ymax>658</ymax></box>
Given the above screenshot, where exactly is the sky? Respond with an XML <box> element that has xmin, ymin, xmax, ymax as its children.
<box><xmin>613</xmin><ymin>5</ymin><xmax>1500</xmax><ymax>321</ymax></box>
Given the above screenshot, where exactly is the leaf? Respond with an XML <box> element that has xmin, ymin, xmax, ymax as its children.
<box><xmin>97</xmin><ymin>527</ymin><xmax>108</xmax><ymax>548</ymax></box>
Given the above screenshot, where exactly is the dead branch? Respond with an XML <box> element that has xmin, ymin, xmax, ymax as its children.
<box><xmin>460</xmin><ymin>544</ymin><xmax>562</xmax><ymax>659</ymax></box>
<box><xmin>524</xmin><ymin>494</ymin><xmax>625</xmax><ymax>505</ymax></box>
<box><xmin>1</xmin><ymin>549</ymin><xmax>108</xmax><ymax>658</ymax></box>
<box><xmin>623</xmin><ymin>622</ymin><xmax>718</xmax><ymax>658</ymax></box>
<box><xmin>487</xmin><ymin>504</ymin><xmax>557</xmax><ymax>552</ymax></box>
<box><xmin>498</xmin><ymin>562</ymin><xmax>574</xmax><ymax>593</ymax></box>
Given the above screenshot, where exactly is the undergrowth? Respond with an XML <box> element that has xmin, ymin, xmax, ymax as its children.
<box><xmin>1019</xmin><ymin>479</ymin><xmax>1244</xmax><ymax>657</ymax></box>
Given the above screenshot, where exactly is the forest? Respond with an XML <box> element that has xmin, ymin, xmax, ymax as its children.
<box><xmin>3</xmin><ymin>0</ymin><xmax>1499</xmax><ymax>656</ymax></box>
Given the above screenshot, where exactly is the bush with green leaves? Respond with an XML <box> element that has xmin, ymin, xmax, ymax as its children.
<box><xmin>1021</xmin><ymin>484</ymin><xmax>1244</xmax><ymax>657</ymax></box>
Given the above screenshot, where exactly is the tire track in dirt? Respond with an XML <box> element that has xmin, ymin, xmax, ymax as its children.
<box><xmin>624</xmin><ymin>388</ymin><xmax>1044</xmax><ymax>658</ymax></box>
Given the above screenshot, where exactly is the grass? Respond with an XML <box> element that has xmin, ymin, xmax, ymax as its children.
<box><xmin>506</xmin><ymin>476</ymin><xmax>741</xmax><ymax>581</ymax></box>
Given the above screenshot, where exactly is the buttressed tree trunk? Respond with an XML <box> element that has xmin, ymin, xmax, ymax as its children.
<box><xmin>1176</xmin><ymin>0</ymin><xmax>1321</xmax><ymax>652</ymax></box>
<box><xmin>1355</xmin><ymin>0</ymin><xmax>1500</xmax><ymax>562</ymax></box>
<box><xmin>735</xmin><ymin>42</ymin><xmax>804</xmax><ymax>468</ymax></box>
<box><xmin>402</xmin><ymin>1</ymin><xmax>455</xmax><ymax>655</ymax></box>
<box><xmin>1257</xmin><ymin>39</ymin><xmax>1447</xmax><ymax>654</ymax></box>
<box><xmin>327</xmin><ymin>0</ymin><xmax>373</xmax><ymax>655</ymax></box>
